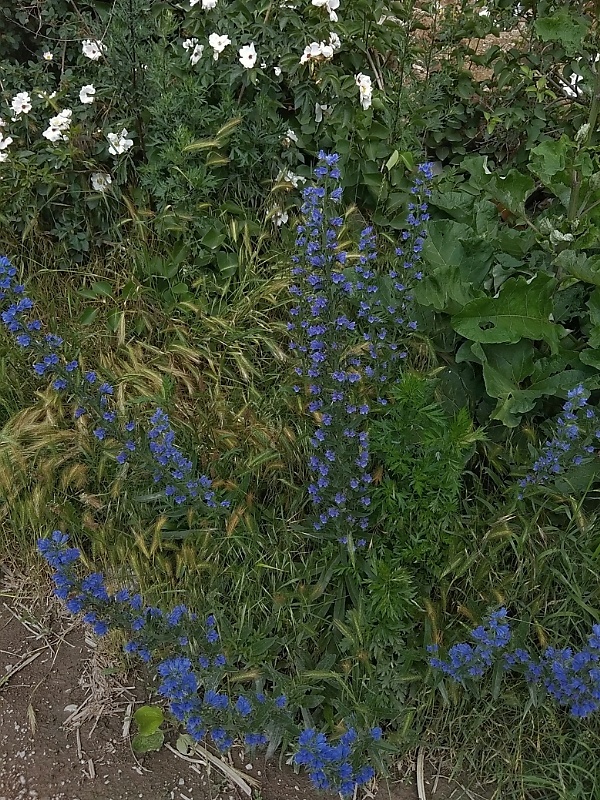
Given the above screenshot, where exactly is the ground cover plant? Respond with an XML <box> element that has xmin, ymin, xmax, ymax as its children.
<box><xmin>2</xmin><ymin>0</ymin><xmax>600</xmax><ymax>798</ymax></box>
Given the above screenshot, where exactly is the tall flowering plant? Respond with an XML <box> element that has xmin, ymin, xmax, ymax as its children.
<box><xmin>518</xmin><ymin>383</ymin><xmax>599</xmax><ymax>498</ymax></box>
<box><xmin>428</xmin><ymin>608</ymin><xmax>600</xmax><ymax>719</ymax></box>
<box><xmin>2</xmin><ymin>244</ymin><xmax>389</xmax><ymax>796</ymax></box>
<box><xmin>37</xmin><ymin>530</ymin><xmax>384</xmax><ymax>797</ymax></box>
<box><xmin>288</xmin><ymin>154</ymin><xmax>433</xmax><ymax>548</ymax></box>
<box><xmin>0</xmin><ymin>255</ymin><xmax>230</xmax><ymax>513</ymax></box>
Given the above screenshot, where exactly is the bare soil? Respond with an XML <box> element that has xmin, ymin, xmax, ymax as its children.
<box><xmin>0</xmin><ymin>571</ymin><xmax>490</xmax><ymax>800</ymax></box>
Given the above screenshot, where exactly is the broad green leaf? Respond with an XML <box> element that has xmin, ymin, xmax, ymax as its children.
<box><xmin>131</xmin><ymin>731</ymin><xmax>164</xmax><ymax>753</ymax></box>
<box><xmin>529</xmin><ymin>137</ymin><xmax>572</xmax><ymax>204</ymax></box>
<box><xmin>557</xmin><ymin>252</ymin><xmax>600</xmax><ymax>286</ymax></box>
<box><xmin>534</xmin><ymin>10</ymin><xmax>590</xmax><ymax>55</ymax></box>
<box><xmin>580</xmin><ymin>349</ymin><xmax>600</xmax><ymax>369</ymax></box>
<box><xmin>487</xmin><ymin>170</ymin><xmax>535</xmax><ymax>219</ymax></box>
<box><xmin>421</xmin><ymin>220</ymin><xmax>472</xmax><ymax>270</ymax></box>
<box><xmin>471</xmin><ymin>341</ymin><xmax>535</xmax><ymax>397</ymax></box>
<box><xmin>429</xmin><ymin>191</ymin><xmax>475</xmax><ymax>222</ymax></box>
<box><xmin>106</xmin><ymin>308</ymin><xmax>123</xmax><ymax>333</ymax></box>
<box><xmin>474</xmin><ymin>200</ymin><xmax>500</xmax><ymax>235</ymax></box>
<box><xmin>134</xmin><ymin>705</ymin><xmax>164</xmax><ymax>736</ymax></box>
<box><xmin>530</xmin><ymin>137</ymin><xmax>569</xmax><ymax>182</ymax></box>
<box><xmin>417</xmin><ymin>221</ymin><xmax>494</xmax><ymax>312</ymax></box>
<box><xmin>216</xmin><ymin>251</ymin><xmax>238</xmax><ymax>277</ymax></box>
<box><xmin>461</xmin><ymin>155</ymin><xmax>493</xmax><ymax>190</ymax></box>
<box><xmin>80</xmin><ymin>280</ymin><xmax>112</xmax><ymax>299</ymax></box>
<box><xmin>201</xmin><ymin>227</ymin><xmax>226</xmax><ymax>250</ymax></box>
<box><xmin>79</xmin><ymin>308</ymin><xmax>98</xmax><ymax>326</ymax></box>
<box><xmin>451</xmin><ymin>273</ymin><xmax>563</xmax><ymax>352</ymax></box>
<box><xmin>472</xmin><ymin>341</ymin><xmax>585</xmax><ymax>426</ymax></box>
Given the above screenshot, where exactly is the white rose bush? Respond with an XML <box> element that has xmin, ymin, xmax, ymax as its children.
<box><xmin>0</xmin><ymin>0</ymin><xmax>410</xmax><ymax>264</ymax></box>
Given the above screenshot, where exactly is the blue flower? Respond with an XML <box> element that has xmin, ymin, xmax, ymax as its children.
<box><xmin>235</xmin><ymin>696</ymin><xmax>253</xmax><ymax>717</ymax></box>
<box><xmin>167</xmin><ymin>604</ymin><xmax>188</xmax><ymax>626</ymax></box>
<box><xmin>81</xmin><ymin>573</ymin><xmax>109</xmax><ymax>602</ymax></box>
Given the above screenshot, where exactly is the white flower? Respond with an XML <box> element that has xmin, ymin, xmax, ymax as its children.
<box><xmin>272</xmin><ymin>208</ymin><xmax>289</xmax><ymax>226</ymax></box>
<box><xmin>355</xmin><ymin>72</ymin><xmax>373</xmax><ymax>110</ymax></box>
<box><xmin>315</xmin><ymin>102</ymin><xmax>330</xmax><ymax>122</ymax></box>
<box><xmin>182</xmin><ymin>38</ymin><xmax>198</xmax><ymax>51</ymax></box>
<box><xmin>208</xmin><ymin>33</ymin><xmax>231</xmax><ymax>60</ymax></box>
<box><xmin>43</xmin><ymin>125</ymin><xmax>65</xmax><ymax>143</ymax></box>
<box><xmin>312</xmin><ymin>0</ymin><xmax>340</xmax><ymax>22</ymax></box>
<box><xmin>284</xmin><ymin>128</ymin><xmax>299</xmax><ymax>145</ymax></box>
<box><xmin>91</xmin><ymin>172</ymin><xmax>113</xmax><ymax>192</ymax></box>
<box><xmin>79</xmin><ymin>84</ymin><xmax>96</xmax><ymax>104</ymax></box>
<box><xmin>0</xmin><ymin>118</ymin><xmax>5</xmax><ymax>127</ymax></box>
<box><xmin>479</xmin><ymin>6</ymin><xmax>490</xmax><ymax>15</ymax></box>
<box><xmin>202</xmin><ymin>0</ymin><xmax>218</xmax><ymax>7</ymax></box>
<box><xmin>190</xmin><ymin>43</ymin><xmax>205</xmax><ymax>65</ymax></box>
<box><xmin>300</xmin><ymin>40</ymin><xmax>336</xmax><ymax>64</ymax></box>
<box><xmin>42</xmin><ymin>109</ymin><xmax>72</xmax><ymax>143</ymax></box>
<box><xmin>0</xmin><ymin>152</ymin><xmax>8</xmax><ymax>163</ymax></box>
<box><xmin>278</xmin><ymin>169</ymin><xmax>306</xmax><ymax>189</ymax></box>
<box><xmin>107</xmin><ymin>128</ymin><xmax>134</xmax><ymax>156</ymax></box>
<box><xmin>274</xmin><ymin>65</ymin><xmax>282</xmax><ymax>76</ymax></box>
<box><xmin>329</xmin><ymin>31</ymin><xmax>341</xmax><ymax>51</ymax></box>
<box><xmin>43</xmin><ymin>51</ymin><xmax>53</xmax><ymax>61</ymax></box>
<box><xmin>10</xmin><ymin>92</ymin><xmax>32</xmax><ymax>116</ymax></box>
<box><xmin>82</xmin><ymin>39</ymin><xmax>106</xmax><ymax>60</ymax></box>
<box><xmin>300</xmin><ymin>42</ymin><xmax>322</xmax><ymax>64</ymax></box>
<box><xmin>49</xmin><ymin>109</ymin><xmax>72</xmax><ymax>130</ymax></box>
<box><xmin>239</xmin><ymin>42</ymin><xmax>257</xmax><ymax>69</ymax></box>
<box><xmin>0</xmin><ymin>133</ymin><xmax>13</xmax><ymax>150</ymax></box>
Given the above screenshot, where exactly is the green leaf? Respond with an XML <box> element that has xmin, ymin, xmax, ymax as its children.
<box><xmin>421</xmin><ymin>220</ymin><xmax>472</xmax><ymax>270</ymax></box>
<box><xmin>416</xmin><ymin>220</ymin><xmax>494</xmax><ymax>312</ymax></box>
<box><xmin>176</xmin><ymin>734</ymin><xmax>193</xmax><ymax>755</ymax></box>
<box><xmin>530</xmin><ymin>137</ymin><xmax>569</xmax><ymax>182</ymax></box>
<box><xmin>134</xmin><ymin>705</ymin><xmax>164</xmax><ymax>736</ymax></box>
<box><xmin>79</xmin><ymin>308</ymin><xmax>98</xmax><ymax>326</ymax></box>
<box><xmin>471</xmin><ymin>342</ymin><xmax>584</xmax><ymax>426</ymax></box>
<box><xmin>587</xmin><ymin>289</ymin><xmax>600</xmax><ymax>348</ymax></box>
<box><xmin>429</xmin><ymin>190</ymin><xmax>475</xmax><ymax>222</ymax></box>
<box><xmin>534</xmin><ymin>10</ymin><xmax>590</xmax><ymax>55</ymax></box>
<box><xmin>487</xmin><ymin>170</ymin><xmax>535</xmax><ymax>219</ymax></box>
<box><xmin>385</xmin><ymin>150</ymin><xmax>399</xmax><ymax>171</ymax></box>
<box><xmin>131</xmin><ymin>731</ymin><xmax>164</xmax><ymax>753</ymax></box>
<box><xmin>558</xmin><ymin>252</ymin><xmax>600</xmax><ymax>286</ymax></box>
<box><xmin>79</xmin><ymin>281</ymin><xmax>112</xmax><ymax>300</ymax></box>
<box><xmin>451</xmin><ymin>273</ymin><xmax>563</xmax><ymax>353</ymax></box>
<box><xmin>216</xmin><ymin>251</ymin><xmax>238</xmax><ymax>277</ymax></box>
<box><xmin>106</xmin><ymin>308</ymin><xmax>123</xmax><ymax>333</ymax></box>
<box><xmin>202</xmin><ymin>227</ymin><xmax>226</xmax><ymax>250</ymax></box>
<box><xmin>580</xmin><ymin>349</ymin><xmax>600</xmax><ymax>369</ymax></box>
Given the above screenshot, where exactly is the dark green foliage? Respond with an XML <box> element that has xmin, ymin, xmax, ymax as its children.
<box><xmin>370</xmin><ymin>372</ymin><xmax>483</xmax><ymax>573</ymax></box>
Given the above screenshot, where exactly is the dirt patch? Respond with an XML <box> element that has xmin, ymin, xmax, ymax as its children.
<box><xmin>0</xmin><ymin>571</ymin><xmax>490</xmax><ymax>800</ymax></box>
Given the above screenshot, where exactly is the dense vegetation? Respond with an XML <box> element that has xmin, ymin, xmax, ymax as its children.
<box><xmin>2</xmin><ymin>0</ymin><xmax>600</xmax><ymax>796</ymax></box>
